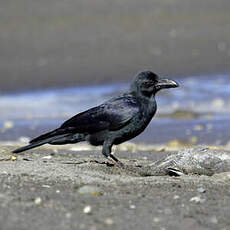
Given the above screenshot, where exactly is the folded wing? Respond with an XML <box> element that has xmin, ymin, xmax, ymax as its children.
<box><xmin>29</xmin><ymin>94</ymin><xmax>140</xmax><ymax>144</ymax></box>
<box><xmin>61</xmin><ymin>95</ymin><xmax>140</xmax><ymax>133</ymax></box>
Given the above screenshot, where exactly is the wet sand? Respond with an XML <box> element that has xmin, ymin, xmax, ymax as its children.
<box><xmin>1</xmin><ymin>0</ymin><xmax>230</xmax><ymax>91</ymax></box>
<box><xmin>0</xmin><ymin>143</ymin><xmax>230</xmax><ymax>230</ymax></box>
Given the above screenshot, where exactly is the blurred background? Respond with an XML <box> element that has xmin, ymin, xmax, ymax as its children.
<box><xmin>0</xmin><ymin>0</ymin><xmax>230</xmax><ymax>146</ymax></box>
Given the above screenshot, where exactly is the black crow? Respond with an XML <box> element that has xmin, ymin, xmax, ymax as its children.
<box><xmin>13</xmin><ymin>71</ymin><xmax>179</xmax><ymax>166</ymax></box>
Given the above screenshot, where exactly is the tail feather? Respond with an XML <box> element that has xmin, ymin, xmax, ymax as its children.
<box><xmin>30</xmin><ymin>128</ymin><xmax>61</xmax><ymax>144</ymax></box>
<box><xmin>13</xmin><ymin>134</ymin><xmax>71</xmax><ymax>154</ymax></box>
<box><xmin>13</xmin><ymin>139</ymin><xmax>50</xmax><ymax>153</ymax></box>
<box><xmin>12</xmin><ymin>125</ymin><xmax>86</xmax><ymax>153</ymax></box>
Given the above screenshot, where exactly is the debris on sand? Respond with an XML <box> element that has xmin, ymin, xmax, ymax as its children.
<box><xmin>78</xmin><ymin>185</ymin><xmax>103</xmax><ymax>195</ymax></box>
<box><xmin>104</xmin><ymin>218</ymin><xmax>114</xmax><ymax>226</ymax></box>
<box><xmin>34</xmin><ymin>197</ymin><xmax>42</xmax><ymax>205</ymax></box>
<box><xmin>83</xmin><ymin>205</ymin><xmax>92</xmax><ymax>214</ymax></box>
<box><xmin>151</xmin><ymin>147</ymin><xmax>230</xmax><ymax>176</ymax></box>
<box><xmin>190</xmin><ymin>196</ymin><xmax>205</xmax><ymax>204</ymax></box>
<box><xmin>197</xmin><ymin>187</ymin><xmax>206</xmax><ymax>193</ymax></box>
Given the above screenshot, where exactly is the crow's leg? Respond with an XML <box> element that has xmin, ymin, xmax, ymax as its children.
<box><xmin>102</xmin><ymin>141</ymin><xmax>124</xmax><ymax>167</ymax></box>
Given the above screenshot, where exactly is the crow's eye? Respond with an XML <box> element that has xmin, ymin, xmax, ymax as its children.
<box><xmin>142</xmin><ymin>81</ymin><xmax>154</xmax><ymax>88</ymax></box>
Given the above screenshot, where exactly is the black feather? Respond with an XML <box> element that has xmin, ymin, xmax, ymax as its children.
<box><xmin>12</xmin><ymin>71</ymin><xmax>178</xmax><ymax>166</ymax></box>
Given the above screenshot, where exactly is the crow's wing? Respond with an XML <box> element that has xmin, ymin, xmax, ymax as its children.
<box><xmin>60</xmin><ymin>95</ymin><xmax>140</xmax><ymax>133</ymax></box>
<box><xmin>29</xmin><ymin>95</ymin><xmax>139</xmax><ymax>144</ymax></box>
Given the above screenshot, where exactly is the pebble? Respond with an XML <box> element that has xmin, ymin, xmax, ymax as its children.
<box><xmin>42</xmin><ymin>185</ymin><xmax>50</xmax><ymax>188</ymax></box>
<box><xmin>197</xmin><ymin>187</ymin><xmax>206</xmax><ymax>193</ymax></box>
<box><xmin>83</xmin><ymin>205</ymin><xmax>92</xmax><ymax>214</ymax></box>
<box><xmin>53</xmin><ymin>149</ymin><xmax>59</xmax><ymax>154</ymax></box>
<box><xmin>9</xmin><ymin>155</ymin><xmax>17</xmax><ymax>161</ymax></box>
<box><xmin>173</xmin><ymin>195</ymin><xmax>180</xmax><ymax>200</ymax></box>
<box><xmin>42</xmin><ymin>155</ymin><xmax>52</xmax><ymax>160</ymax></box>
<box><xmin>104</xmin><ymin>218</ymin><xmax>114</xmax><ymax>225</ymax></box>
<box><xmin>34</xmin><ymin>197</ymin><xmax>42</xmax><ymax>205</ymax></box>
<box><xmin>153</xmin><ymin>217</ymin><xmax>161</xmax><ymax>223</ymax></box>
<box><xmin>190</xmin><ymin>196</ymin><xmax>205</xmax><ymax>204</ymax></box>
<box><xmin>78</xmin><ymin>185</ymin><xmax>102</xmax><ymax>195</ymax></box>
<box><xmin>130</xmin><ymin>204</ymin><xmax>136</xmax><ymax>209</ymax></box>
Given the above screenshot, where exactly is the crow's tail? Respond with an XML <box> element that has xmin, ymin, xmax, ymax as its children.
<box><xmin>13</xmin><ymin>138</ymin><xmax>52</xmax><ymax>153</ymax></box>
<box><xmin>13</xmin><ymin>132</ymin><xmax>86</xmax><ymax>154</ymax></box>
<box><xmin>12</xmin><ymin>129</ymin><xmax>72</xmax><ymax>154</ymax></box>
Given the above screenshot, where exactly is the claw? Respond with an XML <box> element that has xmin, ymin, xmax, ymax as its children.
<box><xmin>108</xmin><ymin>155</ymin><xmax>124</xmax><ymax>167</ymax></box>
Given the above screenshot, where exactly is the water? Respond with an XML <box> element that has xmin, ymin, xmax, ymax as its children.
<box><xmin>0</xmin><ymin>74</ymin><xmax>230</xmax><ymax>144</ymax></box>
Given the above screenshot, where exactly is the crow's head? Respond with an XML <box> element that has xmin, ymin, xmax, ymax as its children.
<box><xmin>131</xmin><ymin>70</ymin><xmax>179</xmax><ymax>97</ymax></box>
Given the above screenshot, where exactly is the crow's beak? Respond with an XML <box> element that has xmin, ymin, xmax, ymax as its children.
<box><xmin>156</xmin><ymin>78</ymin><xmax>179</xmax><ymax>89</ymax></box>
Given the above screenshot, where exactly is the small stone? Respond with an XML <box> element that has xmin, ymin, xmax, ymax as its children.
<box><xmin>153</xmin><ymin>217</ymin><xmax>161</xmax><ymax>223</ymax></box>
<box><xmin>56</xmin><ymin>190</ymin><xmax>60</xmax><ymax>194</ymax></box>
<box><xmin>9</xmin><ymin>155</ymin><xmax>17</xmax><ymax>161</ymax></box>
<box><xmin>34</xmin><ymin>197</ymin><xmax>42</xmax><ymax>205</ymax></box>
<box><xmin>190</xmin><ymin>196</ymin><xmax>205</xmax><ymax>204</ymax></box>
<box><xmin>42</xmin><ymin>155</ymin><xmax>52</xmax><ymax>160</ymax></box>
<box><xmin>42</xmin><ymin>185</ymin><xmax>50</xmax><ymax>188</ymax></box>
<box><xmin>197</xmin><ymin>187</ymin><xmax>206</xmax><ymax>193</ymax></box>
<box><xmin>78</xmin><ymin>185</ymin><xmax>102</xmax><ymax>195</ymax></box>
<box><xmin>53</xmin><ymin>149</ymin><xmax>59</xmax><ymax>154</ymax></box>
<box><xmin>173</xmin><ymin>195</ymin><xmax>180</xmax><ymax>200</ymax></box>
<box><xmin>130</xmin><ymin>204</ymin><xmax>136</xmax><ymax>209</ymax></box>
<box><xmin>104</xmin><ymin>218</ymin><xmax>114</xmax><ymax>225</ymax></box>
<box><xmin>83</xmin><ymin>205</ymin><xmax>92</xmax><ymax>214</ymax></box>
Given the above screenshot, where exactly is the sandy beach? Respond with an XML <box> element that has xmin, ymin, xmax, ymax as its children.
<box><xmin>0</xmin><ymin>143</ymin><xmax>230</xmax><ymax>230</ymax></box>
